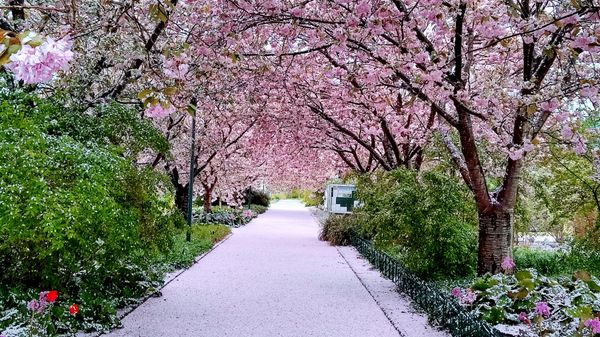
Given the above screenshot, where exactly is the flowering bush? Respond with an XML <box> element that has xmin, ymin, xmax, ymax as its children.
<box><xmin>194</xmin><ymin>207</ymin><xmax>258</xmax><ymax>227</ymax></box>
<box><xmin>451</xmin><ymin>268</ymin><xmax>600</xmax><ymax>336</ymax></box>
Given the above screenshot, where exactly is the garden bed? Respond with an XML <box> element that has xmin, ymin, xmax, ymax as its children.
<box><xmin>0</xmin><ymin>224</ymin><xmax>230</xmax><ymax>337</ymax></box>
<box><xmin>449</xmin><ymin>267</ymin><xmax>600</xmax><ymax>337</ymax></box>
<box><xmin>193</xmin><ymin>204</ymin><xmax>267</xmax><ymax>228</ymax></box>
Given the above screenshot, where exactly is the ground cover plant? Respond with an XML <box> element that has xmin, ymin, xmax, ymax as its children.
<box><xmin>450</xmin><ymin>264</ymin><xmax>600</xmax><ymax>337</ymax></box>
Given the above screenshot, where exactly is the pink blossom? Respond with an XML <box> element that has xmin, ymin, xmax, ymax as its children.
<box><xmin>451</xmin><ymin>287</ymin><xmax>462</xmax><ymax>298</ymax></box>
<box><xmin>540</xmin><ymin>98</ymin><xmax>559</xmax><ymax>112</ymax></box>
<box><xmin>518</xmin><ymin>312</ymin><xmax>531</xmax><ymax>325</ymax></box>
<box><xmin>508</xmin><ymin>148</ymin><xmax>524</xmax><ymax>161</ymax></box>
<box><xmin>585</xmin><ymin>318</ymin><xmax>600</xmax><ymax>334</ymax></box>
<box><xmin>27</xmin><ymin>299</ymin><xmax>47</xmax><ymax>314</ymax></box>
<box><xmin>355</xmin><ymin>1</ymin><xmax>371</xmax><ymax>17</ymax></box>
<box><xmin>561</xmin><ymin>126</ymin><xmax>574</xmax><ymax>139</ymax></box>
<box><xmin>460</xmin><ymin>289</ymin><xmax>477</xmax><ymax>305</ymax></box>
<box><xmin>6</xmin><ymin>36</ymin><xmax>74</xmax><ymax>84</ymax></box>
<box><xmin>571</xmin><ymin>36</ymin><xmax>595</xmax><ymax>51</ymax></box>
<box><xmin>501</xmin><ymin>256</ymin><xmax>515</xmax><ymax>273</ymax></box>
<box><xmin>573</xmin><ymin>136</ymin><xmax>587</xmax><ymax>155</ymax></box>
<box><xmin>145</xmin><ymin>103</ymin><xmax>176</xmax><ymax>118</ymax></box>
<box><xmin>534</xmin><ymin>301</ymin><xmax>550</xmax><ymax>318</ymax></box>
<box><xmin>290</xmin><ymin>7</ymin><xmax>303</xmax><ymax>17</ymax></box>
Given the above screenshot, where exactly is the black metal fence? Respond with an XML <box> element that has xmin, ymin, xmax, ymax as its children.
<box><xmin>350</xmin><ymin>235</ymin><xmax>502</xmax><ymax>337</ymax></box>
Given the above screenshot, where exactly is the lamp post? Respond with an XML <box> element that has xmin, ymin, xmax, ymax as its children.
<box><xmin>186</xmin><ymin>105</ymin><xmax>196</xmax><ymax>242</ymax></box>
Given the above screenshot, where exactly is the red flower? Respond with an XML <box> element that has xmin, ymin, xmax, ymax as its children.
<box><xmin>46</xmin><ymin>290</ymin><xmax>58</xmax><ymax>303</ymax></box>
<box><xmin>69</xmin><ymin>304</ymin><xmax>79</xmax><ymax>316</ymax></box>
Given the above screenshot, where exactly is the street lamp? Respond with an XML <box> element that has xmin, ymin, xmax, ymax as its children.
<box><xmin>186</xmin><ymin>104</ymin><xmax>197</xmax><ymax>242</ymax></box>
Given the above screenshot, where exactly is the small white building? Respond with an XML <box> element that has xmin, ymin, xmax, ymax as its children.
<box><xmin>325</xmin><ymin>184</ymin><xmax>358</xmax><ymax>214</ymax></box>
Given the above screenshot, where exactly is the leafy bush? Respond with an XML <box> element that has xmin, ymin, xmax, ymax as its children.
<box><xmin>0</xmin><ymin>225</ymin><xmax>229</xmax><ymax>337</ymax></box>
<box><xmin>243</xmin><ymin>187</ymin><xmax>270</xmax><ymax>207</ymax></box>
<box><xmin>319</xmin><ymin>214</ymin><xmax>357</xmax><ymax>245</ymax></box>
<box><xmin>302</xmin><ymin>190</ymin><xmax>323</xmax><ymax>207</ymax></box>
<box><xmin>194</xmin><ymin>207</ymin><xmax>257</xmax><ymax>227</ymax></box>
<box><xmin>452</xmin><ymin>269</ymin><xmax>600</xmax><ymax>336</ymax></box>
<box><xmin>0</xmin><ymin>92</ymin><xmax>183</xmax><ymax>335</ymax></box>
<box><xmin>247</xmin><ymin>204</ymin><xmax>268</xmax><ymax>214</ymax></box>
<box><xmin>567</xmin><ymin>235</ymin><xmax>600</xmax><ymax>277</ymax></box>
<box><xmin>354</xmin><ymin>168</ymin><xmax>478</xmax><ymax>279</ymax></box>
<box><xmin>514</xmin><ymin>237</ymin><xmax>600</xmax><ymax>278</ymax></box>
<box><xmin>514</xmin><ymin>248</ymin><xmax>568</xmax><ymax>276</ymax></box>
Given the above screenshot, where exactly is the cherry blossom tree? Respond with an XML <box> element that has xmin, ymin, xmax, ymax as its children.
<box><xmin>5</xmin><ymin>0</ymin><xmax>598</xmax><ymax>275</ymax></box>
<box><xmin>218</xmin><ymin>0</ymin><xmax>599</xmax><ymax>273</ymax></box>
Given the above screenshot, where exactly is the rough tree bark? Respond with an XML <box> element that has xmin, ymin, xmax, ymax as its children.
<box><xmin>477</xmin><ymin>209</ymin><xmax>514</xmax><ymax>274</ymax></box>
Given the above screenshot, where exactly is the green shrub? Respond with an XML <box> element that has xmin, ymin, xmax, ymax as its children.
<box><xmin>193</xmin><ymin>206</ymin><xmax>257</xmax><ymax>227</ymax></box>
<box><xmin>513</xmin><ymin>247</ymin><xmax>568</xmax><ymax>276</ymax></box>
<box><xmin>319</xmin><ymin>215</ymin><xmax>357</xmax><ymax>246</ymax></box>
<box><xmin>0</xmin><ymin>92</ymin><xmax>182</xmax><ymax>334</ymax></box>
<box><xmin>247</xmin><ymin>204</ymin><xmax>268</xmax><ymax>214</ymax></box>
<box><xmin>355</xmin><ymin>168</ymin><xmax>478</xmax><ymax>279</ymax></box>
<box><xmin>243</xmin><ymin>187</ymin><xmax>270</xmax><ymax>207</ymax></box>
<box><xmin>302</xmin><ymin>190</ymin><xmax>323</xmax><ymax>207</ymax></box>
<box><xmin>155</xmin><ymin>224</ymin><xmax>231</xmax><ymax>270</ymax></box>
<box><xmin>566</xmin><ymin>235</ymin><xmax>600</xmax><ymax>276</ymax></box>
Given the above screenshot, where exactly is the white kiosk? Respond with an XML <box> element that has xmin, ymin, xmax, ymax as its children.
<box><xmin>325</xmin><ymin>184</ymin><xmax>358</xmax><ymax>214</ymax></box>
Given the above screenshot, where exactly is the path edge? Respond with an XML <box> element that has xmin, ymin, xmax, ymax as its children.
<box><xmin>336</xmin><ymin>246</ymin><xmax>406</xmax><ymax>337</ymax></box>
<box><xmin>84</xmin><ymin>232</ymin><xmax>233</xmax><ymax>337</ymax></box>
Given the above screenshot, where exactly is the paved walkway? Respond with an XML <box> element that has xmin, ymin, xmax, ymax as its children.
<box><xmin>105</xmin><ymin>200</ymin><xmax>447</xmax><ymax>337</ymax></box>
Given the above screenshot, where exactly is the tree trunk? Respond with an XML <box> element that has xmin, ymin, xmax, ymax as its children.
<box><xmin>175</xmin><ymin>184</ymin><xmax>189</xmax><ymax>216</ymax></box>
<box><xmin>477</xmin><ymin>209</ymin><xmax>514</xmax><ymax>275</ymax></box>
<box><xmin>203</xmin><ymin>187</ymin><xmax>213</xmax><ymax>214</ymax></box>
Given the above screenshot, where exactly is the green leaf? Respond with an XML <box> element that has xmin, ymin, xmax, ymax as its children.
<box><xmin>507</xmin><ymin>287</ymin><xmax>529</xmax><ymax>300</ymax></box>
<box><xmin>149</xmin><ymin>4</ymin><xmax>168</xmax><ymax>23</ymax></box>
<box><xmin>482</xmin><ymin>307</ymin><xmax>506</xmax><ymax>324</ymax></box>
<box><xmin>566</xmin><ymin>305</ymin><xmax>592</xmax><ymax>321</ymax></box>
<box><xmin>137</xmin><ymin>89</ymin><xmax>153</xmax><ymax>100</ymax></box>
<box><xmin>518</xmin><ymin>278</ymin><xmax>536</xmax><ymax>291</ymax></box>
<box><xmin>586</xmin><ymin>279</ymin><xmax>600</xmax><ymax>292</ymax></box>
<box><xmin>516</xmin><ymin>270</ymin><xmax>533</xmax><ymax>281</ymax></box>
<box><xmin>163</xmin><ymin>86</ymin><xmax>178</xmax><ymax>96</ymax></box>
<box><xmin>187</xmin><ymin>103</ymin><xmax>197</xmax><ymax>116</ymax></box>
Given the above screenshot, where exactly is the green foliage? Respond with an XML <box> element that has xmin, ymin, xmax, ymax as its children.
<box><xmin>0</xmin><ymin>225</ymin><xmax>229</xmax><ymax>336</ymax></box>
<box><xmin>319</xmin><ymin>215</ymin><xmax>357</xmax><ymax>246</ymax></box>
<box><xmin>10</xmin><ymin>92</ymin><xmax>169</xmax><ymax>157</ymax></box>
<box><xmin>247</xmin><ymin>204</ymin><xmax>268</xmax><ymax>214</ymax></box>
<box><xmin>514</xmin><ymin>237</ymin><xmax>600</xmax><ymax>278</ymax></box>
<box><xmin>193</xmin><ymin>206</ymin><xmax>258</xmax><ymax>227</ymax></box>
<box><xmin>354</xmin><ymin>168</ymin><xmax>478</xmax><ymax>279</ymax></box>
<box><xmin>567</xmin><ymin>235</ymin><xmax>600</xmax><ymax>277</ymax></box>
<box><xmin>513</xmin><ymin>248</ymin><xmax>568</xmax><ymax>276</ymax></box>
<box><xmin>154</xmin><ymin>224</ymin><xmax>231</xmax><ymax>271</ymax></box>
<box><xmin>454</xmin><ymin>269</ymin><xmax>600</xmax><ymax>336</ymax></box>
<box><xmin>243</xmin><ymin>187</ymin><xmax>270</xmax><ymax>207</ymax></box>
<box><xmin>301</xmin><ymin>190</ymin><xmax>323</xmax><ymax>207</ymax></box>
<box><xmin>0</xmin><ymin>92</ymin><xmax>187</xmax><ymax>335</ymax></box>
<box><xmin>514</xmin><ymin>149</ymin><xmax>597</xmax><ymax>241</ymax></box>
